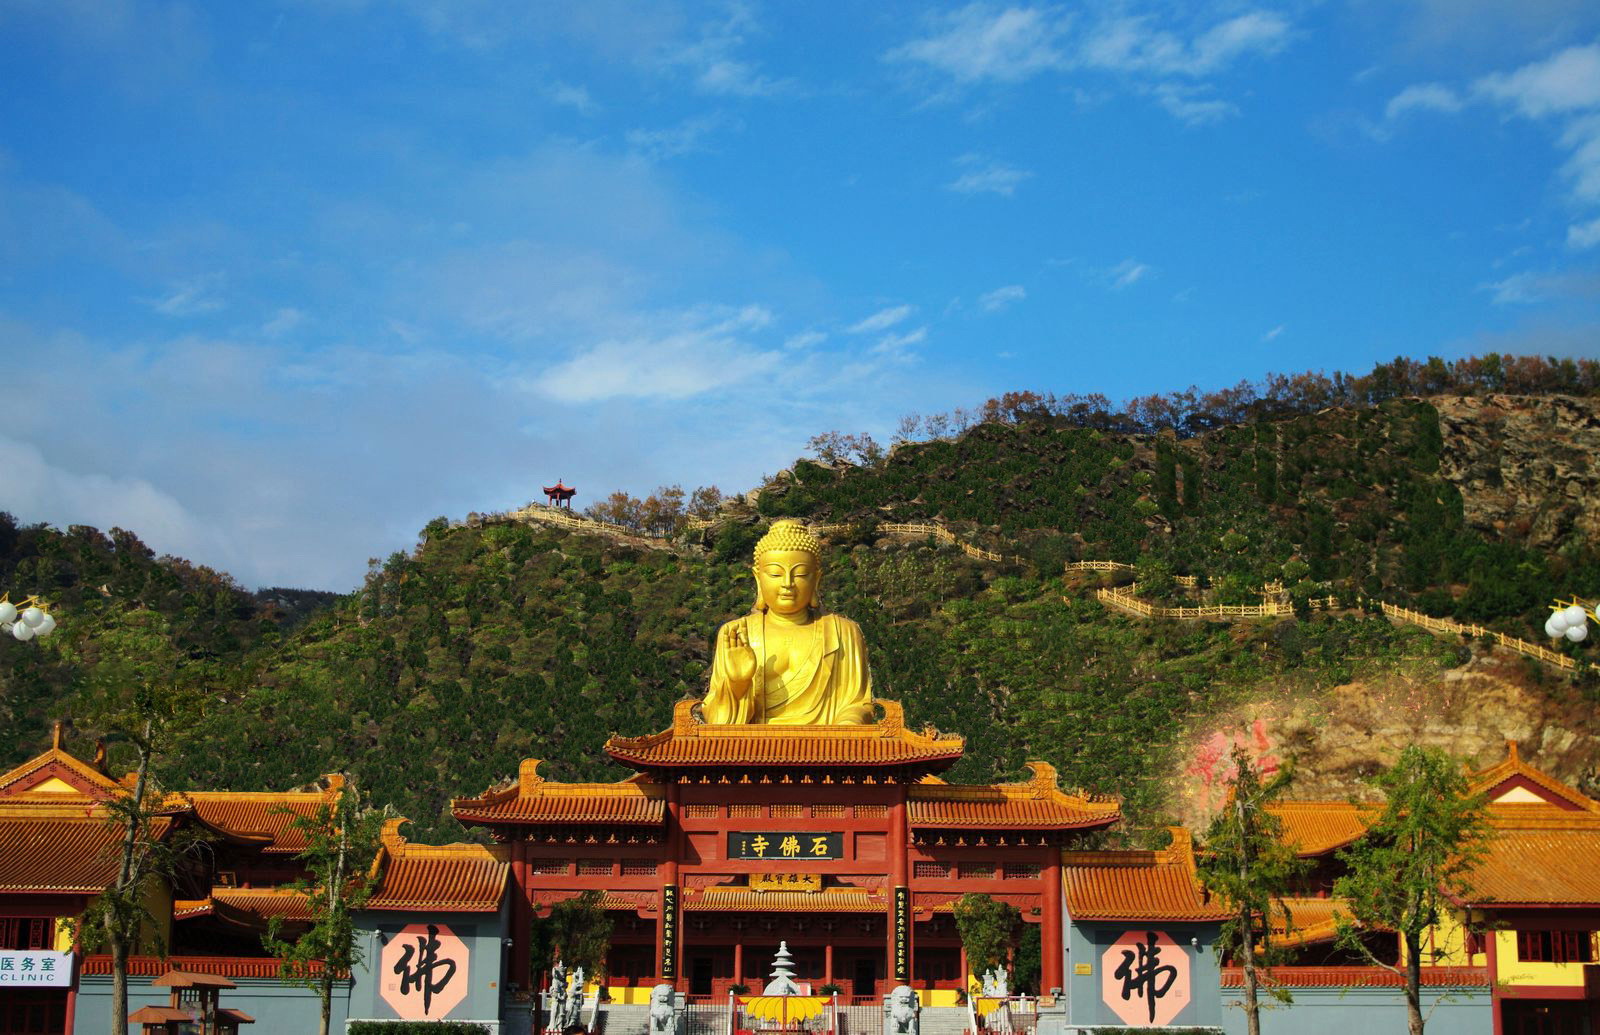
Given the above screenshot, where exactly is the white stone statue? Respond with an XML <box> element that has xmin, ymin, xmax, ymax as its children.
<box><xmin>649</xmin><ymin>983</ymin><xmax>678</xmax><ymax>1035</ymax></box>
<box><xmin>886</xmin><ymin>985</ymin><xmax>920</xmax><ymax>1035</ymax></box>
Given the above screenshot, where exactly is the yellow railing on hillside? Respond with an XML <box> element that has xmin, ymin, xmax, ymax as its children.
<box><xmin>1094</xmin><ymin>586</ymin><xmax>1336</xmax><ymax>620</ymax></box>
<box><xmin>1378</xmin><ymin>603</ymin><xmax>1589</xmax><ymax>672</ymax></box>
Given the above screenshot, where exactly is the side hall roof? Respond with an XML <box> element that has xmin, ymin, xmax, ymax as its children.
<box><xmin>453</xmin><ymin>760</ymin><xmax>665</xmax><ymax>827</ymax></box>
<box><xmin>366</xmin><ymin>819</ymin><xmax>509</xmax><ymax>913</ymax></box>
<box><xmin>909</xmin><ymin>762</ymin><xmax>1120</xmax><ymax>832</ymax></box>
<box><xmin>603</xmin><ymin>699</ymin><xmax>965</xmax><ymax>773</ymax></box>
<box><xmin>0</xmin><ymin>806</ymin><xmax>172</xmax><ymax>894</ymax></box>
<box><xmin>1064</xmin><ymin>827</ymin><xmax>1230</xmax><ymax>923</ymax></box>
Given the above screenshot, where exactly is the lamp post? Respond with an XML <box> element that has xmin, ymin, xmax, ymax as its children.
<box><xmin>0</xmin><ymin>593</ymin><xmax>57</xmax><ymax>642</ymax></box>
<box><xmin>1544</xmin><ymin>598</ymin><xmax>1596</xmax><ymax>644</ymax></box>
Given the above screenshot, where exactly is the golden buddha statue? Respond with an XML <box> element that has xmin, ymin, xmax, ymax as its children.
<box><xmin>702</xmin><ymin>520</ymin><xmax>875</xmax><ymax>725</ymax></box>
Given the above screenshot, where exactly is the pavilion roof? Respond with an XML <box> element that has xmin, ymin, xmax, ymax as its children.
<box><xmin>0</xmin><ymin>726</ymin><xmax>126</xmax><ymax>800</ymax></box>
<box><xmin>1469</xmin><ymin>740</ymin><xmax>1600</xmax><ymax>812</ymax></box>
<box><xmin>603</xmin><ymin>699</ymin><xmax>965</xmax><ymax>773</ymax></box>
<box><xmin>366</xmin><ymin>819</ymin><xmax>509</xmax><ymax>913</ymax></box>
<box><xmin>173</xmin><ymin>888</ymin><xmax>314</xmax><ymax>929</ymax></box>
<box><xmin>1457</xmin><ymin>807</ymin><xmax>1600</xmax><ymax>908</ymax></box>
<box><xmin>1263</xmin><ymin>802</ymin><xmax>1378</xmax><ymax>857</ymax></box>
<box><xmin>909</xmin><ymin>763</ymin><xmax>1119</xmax><ymax>832</ymax></box>
<box><xmin>1064</xmin><ymin>827</ymin><xmax>1230</xmax><ymax>923</ymax></box>
<box><xmin>452</xmin><ymin>760</ymin><xmax>665</xmax><ymax>827</ymax></box>
<box><xmin>176</xmin><ymin>777</ymin><xmax>346</xmax><ymax>854</ymax></box>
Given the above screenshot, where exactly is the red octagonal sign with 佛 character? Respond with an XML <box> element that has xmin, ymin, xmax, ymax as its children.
<box><xmin>380</xmin><ymin>922</ymin><xmax>470</xmax><ymax>1020</ymax></box>
<box><xmin>1100</xmin><ymin>929</ymin><xmax>1190</xmax><ymax>1027</ymax></box>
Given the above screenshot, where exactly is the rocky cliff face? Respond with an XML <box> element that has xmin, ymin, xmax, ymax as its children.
<box><xmin>1435</xmin><ymin>394</ymin><xmax>1600</xmax><ymax>551</ymax></box>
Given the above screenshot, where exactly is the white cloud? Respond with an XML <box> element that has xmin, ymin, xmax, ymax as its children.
<box><xmin>1109</xmin><ymin>259</ymin><xmax>1151</xmax><ymax>289</ymax></box>
<box><xmin>1151</xmin><ymin>83</ymin><xmax>1237</xmax><ymax>126</ymax></box>
<box><xmin>1261</xmin><ymin>324</ymin><xmax>1285</xmax><ymax>342</ymax></box>
<box><xmin>149</xmin><ymin>273</ymin><xmax>226</xmax><ymax>316</ymax></box>
<box><xmin>1082</xmin><ymin>11</ymin><xmax>1291</xmax><ymax>77</ymax></box>
<box><xmin>783</xmin><ymin>330</ymin><xmax>826</xmax><ymax>350</ymax></box>
<box><xmin>1569</xmin><ymin>214</ymin><xmax>1600</xmax><ymax>249</ymax></box>
<box><xmin>666</xmin><ymin>7</ymin><xmax>794</xmax><ymax>98</ymax></box>
<box><xmin>530</xmin><ymin>305</ymin><xmax>779</xmax><ymax>403</ymax></box>
<box><xmin>626</xmin><ymin>114</ymin><xmax>740</xmax><ymax>160</ymax></box>
<box><xmin>871</xmin><ymin>326</ymin><xmax>928</xmax><ymax>356</ymax></box>
<box><xmin>1475</xmin><ymin>43</ymin><xmax>1600</xmax><ymax>118</ymax></box>
<box><xmin>1385</xmin><ymin>82</ymin><xmax>1464</xmax><ymax>120</ymax></box>
<box><xmin>550</xmin><ymin>82</ymin><xmax>598</xmax><ymax>114</ymax></box>
<box><xmin>262</xmin><ymin>307</ymin><xmax>304</xmax><ymax>337</ymax></box>
<box><xmin>978</xmin><ymin>284</ymin><xmax>1026</xmax><ymax>311</ymax></box>
<box><xmin>886</xmin><ymin>4</ymin><xmax>1072</xmax><ymax>84</ymax></box>
<box><xmin>848</xmin><ymin>304</ymin><xmax>914</xmax><ymax>334</ymax></box>
<box><xmin>1483</xmin><ymin>269</ymin><xmax>1600</xmax><ymax>304</ymax></box>
<box><xmin>947</xmin><ymin>154</ymin><xmax>1033</xmax><ymax>196</ymax></box>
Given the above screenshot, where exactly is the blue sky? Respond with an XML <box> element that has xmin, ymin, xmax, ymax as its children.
<box><xmin>4</xmin><ymin>1</ymin><xmax>1600</xmax><ymax>590</ymax></box>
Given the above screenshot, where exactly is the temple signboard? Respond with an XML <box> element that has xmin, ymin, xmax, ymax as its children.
<box><xmin>1100</xmin><ymin>929</ymin><xmax>1190</xmax><ymax>1026</ymax></box>
<box><xmin>728</xmin><ymin>832</ymin><xmax>843</xmax><ymax>860</ymax></box>
<box><xmin>381</xmin><ymin>922</ymin><xmax>470</xmax><ymax>1020</ymax></box>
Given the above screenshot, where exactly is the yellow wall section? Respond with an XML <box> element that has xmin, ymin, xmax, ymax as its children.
<box><xmin>1493</xmin><ymin>930</ymin><xmax>1592</xmax><ymax>988</ymax></box>
<box><xmin>53</xmin><ymin>917</ymin><xmax>73</xmax><ymax>952</ymax></box>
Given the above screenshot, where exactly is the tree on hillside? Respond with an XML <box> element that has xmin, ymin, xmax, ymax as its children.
<box><xmin>953</xmin><ymin>892</ymin><xmax>1022</xmax><ymax>990</ymax></box>
<box><xmin>1197</xmin><ymin>747</ymin><xmax>1307</xmax><ymax>1035</ymax></box>
<box><xmin>64</xmin><ymin>607</ymin><xmax>212</xmax><ymax>1035</ymax></box>
<box><xmin>264</xmin><ymin>782</ymin><xmax>385</xmax><ymax>1035</ymax></box>
<box><xmin>1332</xmin><ymin>746</ymin><xmax>1491</xmax><ymax>1035</ymax></box>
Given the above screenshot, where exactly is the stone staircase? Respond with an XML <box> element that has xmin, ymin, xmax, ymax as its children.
<box><xmin>594</xmin><ymin>1002</ymin><xmax>651</xmax><ymax>1035</ymax></box>
<box><xmin>919</xmin><ymin>1006</ymin><xmax>971</xmax><ymax>1035</ymax></box>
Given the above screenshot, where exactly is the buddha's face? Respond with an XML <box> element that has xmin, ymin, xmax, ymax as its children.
<box><xmin>753</xmin><ymin>549</ymin><xmax>820</xmax><ymax>618</ymax></box>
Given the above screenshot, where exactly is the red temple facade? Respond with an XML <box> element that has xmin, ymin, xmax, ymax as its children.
<box><xmin>452</xmin><ymin>699</ymin><xmax>1120</xmax><ymax>1004</ymax></box>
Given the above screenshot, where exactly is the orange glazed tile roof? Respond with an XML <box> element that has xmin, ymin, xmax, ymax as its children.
<box><xmin>452</xmin><ymin>760</ymin><xmax>665</xmax><ymax>826</ymax></box>
<box><xmin>0</xmin><ymin>730</ymin><xmax>126</xmax><ymax>800</ymax></box>
<box><xmin>1064</xmin><ymin>827</ymin><xmax>1230</xmax><ymax>923</ymax></box>
<box><xmin>603</xmin><ymin>699</ymin><xmax>964</xmax><ymax>772</ymax></box>
<box><xmin>686</xmin><ymin>888</ymin><xmax>883</xmax><ymax>913</ymax></box>
<box><xmin>909</xmin><ymin>763</ymin><xmax>1119</xmax><ymax>831</ymax></box>
<box><xmin>366</xmin><ymin>820</ymin><xmax>509</xmax><ymax>913</ymax></box>
<box><xmin>1470</xmin><ymin>740</ymin><xmax>1600</xmax><ymax>812</ymax></box>
<box><xmin>174</xmin><ymin>889</ymin><xmax>315</xmax><ymax>927</ymax></box>
<box><xmin>0</xmin><ymin>808</ymin><xmax>171</xmax><ymax>893</ymax></box>
<box><xmin>1264</xmin><ymin>802</ymin><xmax>1378</xmax><ymax>857</ymax></box>
<box><xmin>1459</xmin><ymin>809</ymin><xmax>1600</xmax><ymax>907</ymax></box>
<box><xmin>1221</xmin><ymin>965</ymin><xmax>1488</xmax><ymax>988</ymax></box>
<box><xmin>1267</xmin><ymin>896</ymin><xmax>1352</xmax><ymax>947</ymax></box>
<box><xmin>179</xmin><ymin>778</ymin><xmax>346</xmax><ymax>853</ymax></box>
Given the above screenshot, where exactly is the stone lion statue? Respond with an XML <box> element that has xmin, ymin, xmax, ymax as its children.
<box><xmin>648</xmin><ymin>983</ymin><xmax>677</xmax><ymax>1035</ymax></box>
<box><xmin>887</xmin><ymin>984</ymin><xmax>920</xmax><ymax>1035</ymax></box>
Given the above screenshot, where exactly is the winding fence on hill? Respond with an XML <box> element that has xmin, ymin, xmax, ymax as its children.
<box><xmin>494</xmin><ymin>502</ymin><xmax>1595</xmax><ymax>676</ymax></box>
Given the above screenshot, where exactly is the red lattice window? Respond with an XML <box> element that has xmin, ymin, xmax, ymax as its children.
<box><xmin>1004</xmin><ymin>864</ymin><xmax>1042</xmax><ymax>880</ymax></box>
<box><xmin>914</xmin><ymin>862</ymin><xmax>951</xmax><ymax>879</ymax></box>
<box><xmin>622</xmin><ymin>860</ymin><xmax>657</xmax><ymax>877</ymax></box>
<box><xmin>771</xmin><ymin>805</ymin><xmax>805</xmax><ymax>819</ymax></box>
<box><xmin>1516</xmin><ymin>930</ymin><xmax>1595</xmax><ymax>963</ymax></box>
<box><xmin>0</xmin><ymin>918</ymin><xmax>51</xmax><ymax>950</ymax></box>
<box><xmin>856</xmin><ymin>805</ymin><xmax>888</xmax><ymax>818</ymax></box>
<box><xmin>684</xmin><ymin>805</ymin><xmax>720</xmax><ymax>819</ymax></box>
<box><xmin>529</xmin><ymin>859</ymin><xmax>570</xmax><ymax>876</ymax></box>
<box><xmin>962</xmin><ymin>864</ymin><xmax>999</xmax><ymax>879</ymax></box>
<box><xmin>577</xmin><ymin>859</ymin><xmax>613</xmax><ymax>876</ymax></box>
<box><xmin>729</xmin><ymin>805</ymin><xmax>764</xmax><ymax>818</ymax></box>
<box><xmin>812</xmin><ymin>805</ymin><xmax>847</xmax><ymax>818</ymax></box>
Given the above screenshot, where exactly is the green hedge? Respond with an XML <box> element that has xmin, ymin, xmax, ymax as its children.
<box><xmin>347</xmin><ymin>1023</ymin><xmax>490</xmax><ymax>1035</ymax></box>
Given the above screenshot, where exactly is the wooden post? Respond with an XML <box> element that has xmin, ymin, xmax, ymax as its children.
<box><xmin>512</xmin><ymin>839</ymin><xmax>532</xmax><ymax>993</ymax></box>
<box><xmin>1041</xmin><ymin>849</ymin><xmax>1064</xmax><ymax>993</ymax></box>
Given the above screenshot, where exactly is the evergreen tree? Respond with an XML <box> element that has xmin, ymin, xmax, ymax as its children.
<box><xmin>1333</xmin><ymin>746</ymin><xmax>1491</xmax><ymax>1035</ymax></box>
<box><xmin>1197</xmin><ymin>748</ymin><xmax>1306</xmax><ymax>1035</ymax></box>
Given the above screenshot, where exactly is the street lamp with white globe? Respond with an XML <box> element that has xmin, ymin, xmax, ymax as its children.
<box><xmin>1545</xmin><ymin>598</ymin><xmax>1596</xmax><ymax>645</ymax></box>
<box><xmin>0</xmin><ymin>594</ymin><xmax>57</xmax><ymax>643</ymax></box>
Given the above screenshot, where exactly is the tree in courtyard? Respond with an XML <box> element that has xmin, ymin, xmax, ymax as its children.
<box><xmin>64</xmin><ymin>607</ymin><xmax>212</xmax><ymax>1035</ymax></box>
<box><xmin>1332</xmin><ymin>746</ymin><xmax>1491</xmax><ymax>1035</ymax></box>
<box><xmin>953</xmin><ymin>892</ymin><xmax>1022</xmax><ymax>991</ymax></box>
<box><xmin>530</xmin><ymin>889</ymin><xmax>614</xmax><ymax>994</ymax></box>
<box><xmin>1197</xmin><ymin>747</ymin><xmax>1307</xmax><ymax>1035</ymax></box>
<box><xmin>263</xmin><ymin>782</ymin><xmax>385</xmax><ymax>1035</ymax></box>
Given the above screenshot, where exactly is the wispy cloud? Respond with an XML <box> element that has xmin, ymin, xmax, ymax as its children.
<box><xmin>887</xmin><ymin>5</ymin><xmax>1293</xmax><ymax>122</ymax></box>
<box><xmin>978</xmin><ymin>284</ymin><xmax>1026</xmax><ymax>312</ymax></box>
<box><xmin>947</xmin><ymin>154</ymin><xmax>1033</xmax><ymax>196</ymax></box>
<box><xmin>667</xmin><ymin>7</ymin><xmax>794</xmax><ymax>98</ymax></box>
<box><xmin>1384</xmin><ymin>82</ymin><xmax>1463</xmax><ymax>121</ymax></box>
<box><xmin>849</xmin><ymin>304</ymin><xmax>914</xmax><ymax>334</ymax></box>
<box><xmin>871</xmin><ymin>326</ymin><xmax>928</xmax><ymax>356</ymax></box>
<box><xmin>1109</xmin><ymin>259</ymin><xmax>1151</xmax><ymax>290</ymax></box>
<box><xmin>626</xmin><ymin>113</ymin><xmax>740</xmax><ymax>160</ymax></box>
<box><xmin>550</xmin><ymin>82</ymin><xmax>598</xmax><ymax>114</ymax></box>
<box><xmin>1476</xmin><ymin>44</ymin><xmax>1600</xmax><ymax>118</ymax></box>
<box><xmin>262</xmin><ymin>307</ymin><xmax>303</xmax><ymax>337</ymax></box>
<box><xmin>1261</xmin><ymin>323</ymin><xmax>1285</xmax><ymax>342</ymax></box>
<box><xmin>149</xmin><ymin>273</ymin><xmax>226</xmax><ymax>316</ymax></box>
<box><xmin>1483</xmin><ymin>269</ymin><xmax>1600</xmax><ymax>304</ymax></box>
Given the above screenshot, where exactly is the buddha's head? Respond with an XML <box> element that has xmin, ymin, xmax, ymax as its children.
<box><xmin>751</xmin><ymin>520</ymin><xmax>822</xmax><ymax>619</ymax></box>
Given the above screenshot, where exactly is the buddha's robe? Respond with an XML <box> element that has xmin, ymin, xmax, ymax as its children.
<box><xmin>702</xmin><ymin>612</ymin><xmax>874</xmax><ymax>725</ymax></box>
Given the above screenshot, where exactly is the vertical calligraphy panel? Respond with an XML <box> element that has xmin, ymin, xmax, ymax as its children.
<box><xmin>893</xmin><ymin>886</ymin><xmax>911</xmax><ymax>983</ymax></box>
<box><xmin>660</xmin><ymin>885</ymin><xmax>680</xmax><ymax>981</ymax></box>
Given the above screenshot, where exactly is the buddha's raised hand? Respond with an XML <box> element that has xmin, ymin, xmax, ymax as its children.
<box><xmin>720</xmin><ymin>620</ymin><xmax>758</xmax><ymax>689</ymax></box>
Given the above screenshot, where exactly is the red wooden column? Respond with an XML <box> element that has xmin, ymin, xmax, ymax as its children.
<box><xmin>659</xmin><ymin>781</ymin><xmax>683</xmax><ymax>988</ymax></box>
<box><xmin>1040</xmin><ymin>847</ymin><xmax>1064</xmax><ymax>993</ymax></box>
<box><xmin>1486</xmin><ymin>923</ymin><xmax>1502</xmax><ymax>1035</ymax></box>
<box><xmin>825</xmin><ymin>943</ymin><xmax>834</xmax><ymax>988</ymax></box>
<box><xmin>734</xmin><ymin>941</ymin><xmax>744</xmax><ymax>989</ymax></box>
<box><xmin>511</xmin><ymin>838</ymin><xmax>532</xmax><ymax>992</ymax></box>
<box><xmin>890</xmin><ymin>788</ymin><xmax>911</xmax><ymax>988</ymax></box>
